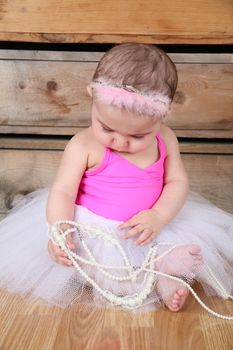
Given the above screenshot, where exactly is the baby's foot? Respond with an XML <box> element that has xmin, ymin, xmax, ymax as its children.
<box><xmin>164</xmin><ymin>287</ymin><xmax>189</xmax><ymax>312</ymax></box>
<box><xmin>155</xmin><ymin>244</ymin><xmax>203</xmax><ymax>312</ymax></box>
<box><xmin>156</xmin><ymin>244</ymin><xmax>203</xmax><ymax>280</ymax></box>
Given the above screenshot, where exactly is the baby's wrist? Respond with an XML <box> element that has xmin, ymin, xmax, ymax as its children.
<box><xmin>150</xmin><ymin>208</ymin><xmax>169</xmax><ymax>227</ymax></box>
<box><xmin>48</xmin><ymin>220</ymin><xmax>73</xmax><ymax>230</ymax></box>
<box><xmin>47</xmin><ymin>220</ymin><xmax>74</xmax><ymax>243</ymax></box>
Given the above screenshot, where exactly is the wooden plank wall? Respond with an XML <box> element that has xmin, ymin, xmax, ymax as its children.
<box><xmin>0</xmin><ymin>0</ymin><xmax>232</xmax><ymax>43</ymax></box>
<box><xmin>0</xmin><ymin>51</ymin><xmax>232</xmax><ymax>137</ymax></box>
<box><xmin>0</xmin><ymin>3</ymin><xmax>232</xmax><ymax>349</ymax></box>
<box><xmin>0</xmin><ymin>50</ymin><xmax>232</xmax><ymax>219</ymax></box>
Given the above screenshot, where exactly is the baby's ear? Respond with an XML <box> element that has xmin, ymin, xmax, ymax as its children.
<box><xmin>86</xmin><ymin>85</ymin><xmax>92</xmax><ymax>97</ymax></box>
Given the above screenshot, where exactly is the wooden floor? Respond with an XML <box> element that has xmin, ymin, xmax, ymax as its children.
<box><xmin>0</xmin><ymin>284</ymin><xmax>232</xmax><ymax>350</ymax></box>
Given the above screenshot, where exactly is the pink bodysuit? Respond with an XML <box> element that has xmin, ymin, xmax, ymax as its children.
<box><xmin>76</xmin><ymin>134</ymin><xmax>166</xmax><ymax>221</ymax></box>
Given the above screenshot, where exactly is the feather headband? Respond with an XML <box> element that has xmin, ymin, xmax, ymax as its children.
<box><xmin>90</xmin><ymin>80</ymin><xmax>171</xmax><ymax>118</ymax></box>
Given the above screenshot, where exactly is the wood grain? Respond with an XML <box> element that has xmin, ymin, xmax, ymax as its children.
<box><xmin>0</xmin><ymin>51</ymin><xmax>232</xmax><ymax>138</ymax></box>
<box><xmin>183</xmin><ymin>154</ymin><xmax>233</xmax><ymax>212</ymax></box>
<box><xmin>0</xmin><ymin>0</ymin><xmax>232</xmax><ymax>43</ymax></box>
<box><xmin>1</xmin><ymin>32</ymin><xmax>233</xmax><ymax>44</ymax></box>
<box><xmin>0</xmin><ymin>50</ymin><xmax>232</xmax><ymax>63</ymax></box>
<box><xmin>0</xmin><ymin>149</ymin><xmax>60</xmax><ymax>215</ymax></box>
<box><xmin>0</xmin><ymin>284</ymin><xmax>232</xmax><ymax>350</ymax></box>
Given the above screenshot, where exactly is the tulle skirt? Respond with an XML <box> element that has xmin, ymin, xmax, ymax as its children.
<box><xmin>0</xmin><ymin>189</ymin><xmax>232</xmax><ymax>313</ymax></box>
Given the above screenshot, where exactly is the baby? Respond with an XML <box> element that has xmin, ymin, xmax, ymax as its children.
<box><xmin>47</xmin><ymin>43</ymin><xmax>203</xmax><ymax>311</ymax></box>
<box><xmin>0</xmin><ymin>43</ymin><xmax>231</xmax><ymax>313</ymax></box>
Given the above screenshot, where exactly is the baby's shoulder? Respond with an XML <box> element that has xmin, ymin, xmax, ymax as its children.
<box><xmin>159</xmin><ymin>124</ymin><xmax>179</xmax><ymax>154</ymax></box>
<box><xmin>66</xmin><ymin>128</ymin><xmax>97</xmax><ymax>153</ymax></box>
<box><xmin>159</xmin><ymin>124</ymin><xmax>178</xmax><ymax>143</ymax></box>
<box><xmin>65</xmin><ymin>128</ymin><xmax>104</xmax><ymax>167</ymax></box>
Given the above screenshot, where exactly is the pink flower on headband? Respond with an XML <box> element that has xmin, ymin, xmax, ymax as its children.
<box><xmin>90</xmin><ymin>80</ymin><xmax>171</xmax><ymax>118</ymax></box>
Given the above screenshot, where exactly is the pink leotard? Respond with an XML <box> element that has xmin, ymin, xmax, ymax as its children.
<box><xmin>76</xmin><ymin>134</ymin><xmax>166</xmax><ymax>221</ymax></box>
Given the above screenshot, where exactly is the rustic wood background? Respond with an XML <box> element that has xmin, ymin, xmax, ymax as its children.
<box><xmin>0</xmin><ymin>51</ymin><xmax>232</xmax><ymax>137</ymax></box>
<box><xmin>0</xmin><ymin>2</ymin><xmax>233</xmax><ymax>347</ymax></box>
<box><xmin>0</xmin><ymin>50</ymin><xmax>232</xmax><ymax>219</ymax></box>
<box><xmin>0</xmin><ymin>0</ymin><xmax>232</xmax><ymax>43</ymax></box>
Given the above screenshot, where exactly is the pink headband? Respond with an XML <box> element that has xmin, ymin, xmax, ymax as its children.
<box><xmin>90</xmin><ymin>80</ymin><xmax>171</xmax><ymax>118</ymax></box>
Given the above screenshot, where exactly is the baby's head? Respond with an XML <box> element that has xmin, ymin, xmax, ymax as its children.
<box><xmin>89</xmin><ymin>43</ymin><xmax>178</xmax><ymax>120</ymax></box>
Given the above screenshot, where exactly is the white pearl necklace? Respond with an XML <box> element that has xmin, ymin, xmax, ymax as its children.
<box><xmin>48</xmin><ymin>220</ymin><xmax>233</xmax><ymax>320</ymax></box>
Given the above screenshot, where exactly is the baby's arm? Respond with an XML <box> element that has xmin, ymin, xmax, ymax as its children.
<box><xmin>150</xmin><ymin>125</ymin><xmax>189</xmax><ymax>222</ymax></box>
<box><xmin>119</xmin><ymin>125</ymin><xmax>189</xmax><ymax>245</ymax></box>
<box><xmin>47</xmin><ymin>132</ymin><xmax>89</xmax><ymax>266</ymax></box>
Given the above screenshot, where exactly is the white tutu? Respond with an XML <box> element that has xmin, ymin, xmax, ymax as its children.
<box><xmin>0</xmin><ymin>189</ymin><xmax>232</xmax><ymax>315</ymax></box>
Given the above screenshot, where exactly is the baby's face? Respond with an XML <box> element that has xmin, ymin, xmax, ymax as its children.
<box><xmin>91</xmin><ymin>101</ymin><xmax>162</xmax><ymax>154</ymax></box>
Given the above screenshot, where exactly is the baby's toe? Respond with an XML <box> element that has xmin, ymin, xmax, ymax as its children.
<box><xmin>188</xmin><ymin>245</ymin><xmax>202</xmax><ymax>255</ymax></box>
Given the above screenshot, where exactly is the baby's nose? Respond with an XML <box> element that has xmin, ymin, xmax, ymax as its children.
<box><xmin>115</xmin><ymin>136</ymin><xmax>129</xmax><ymax>150</ymax></box>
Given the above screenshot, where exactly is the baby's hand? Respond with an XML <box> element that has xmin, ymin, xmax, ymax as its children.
<box><xmin>118</xmin><ymin>209</ymin><xmax>165</xmax><ymax>246</ymax></box>
<box><xmin>48</xmin><ymin>233</ymin><xmax>76</xmax><ymax>267</ymax></box>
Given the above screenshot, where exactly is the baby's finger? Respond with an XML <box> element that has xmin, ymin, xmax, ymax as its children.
<box><xmin>135</xmin><ymin>229</ymin><xmax>152</xmax><ymax>246</ymax></box>
<box><xmin>66</xmin><ymin>234</ymin><xmax>76</xmax><ymax>250</ymax></box>
<box><xmin>124</xmin><ymin>224</ymin><xmax>144</xmax><ymax>239</ymax></box>
<box><xmin>48</xmin><ymin>240</ymin><xmax>67</xmax><ymax>258</ymax></box>
<box><xmin>118</xmin><ymin>220</ymin><xmax>134</xmax><ymax>230</ymax></box>
<box><xmin>58</xmin><ymin>257</ymin><xmax>73</xmax><ymax>266</ymax></box>
<box><xmin>52</xmin><ymin>245</ymin><xmax>68</xmax><ymax>258</ymax></box>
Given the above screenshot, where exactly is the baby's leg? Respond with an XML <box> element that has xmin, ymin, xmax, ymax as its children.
<box><xmin>156</xmin><ymin>244</ymin><xmax>203</xmax><ymax>311</ymax></box>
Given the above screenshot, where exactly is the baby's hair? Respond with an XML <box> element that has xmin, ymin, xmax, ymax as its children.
<box><xmin>93</xmin><ymin>43</ymin><xmax>178</xmax><ymax>100</ymax></box>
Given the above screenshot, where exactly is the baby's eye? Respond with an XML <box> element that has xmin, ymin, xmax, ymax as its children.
<box><xmin>102</xmin><ymin>126</ymin><xmax>113</xmax><ymax>133</ymax></box>
<box><xmin>132</xmin><ymin>135</ymin><xmax>144</xmax><ymax>139</ymax></box>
